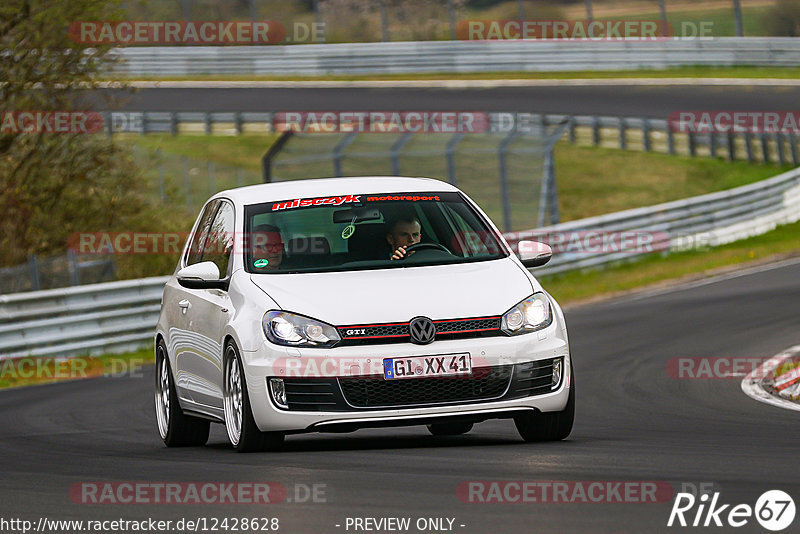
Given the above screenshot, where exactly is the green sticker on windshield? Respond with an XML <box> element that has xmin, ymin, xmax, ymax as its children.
<box><xmin>342</xmin><ymin>224</ymin><xmax>355</xmax><ymax>240</ymax></box>
<box><xmin>253</xmin><ymin>259</ymin><xmax>269</xmax><ymax>268</ymax></box>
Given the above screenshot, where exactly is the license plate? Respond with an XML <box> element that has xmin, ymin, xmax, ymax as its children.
<box><xmin>383</xmin><ymin>353</ymin><xmax>472</xmax><ymax>380</ymax></box>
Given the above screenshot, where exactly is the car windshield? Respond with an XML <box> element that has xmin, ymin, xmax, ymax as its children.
<box><xmin>243</xmin><ymin>191</ymin><xmax>507</xmax><ymax>274</ymax></box>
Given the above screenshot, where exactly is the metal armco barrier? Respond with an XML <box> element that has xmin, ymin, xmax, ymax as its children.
<box><xmin>2</xmin><ymin>166</ymin><xmax>799</xmax><ymax>359</ymax></box>
<box><xmin>111</xmin><ymin>111</ymin><xmax>800</xmax><ymax>166</ymax></box>
<box><xmin>112</xmin><ymin>38</ymin><xmax>800</xmax><ymax>76</ymax></box>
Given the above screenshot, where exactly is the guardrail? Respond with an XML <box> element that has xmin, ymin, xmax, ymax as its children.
<box><xmin>112</xmin><ymin>111</ymin><xmax>800</xmax><ymax>166</ymax></box>
<box><xmin>0</xmin><ymin>277</ymin><xmax>168</xmax><ymax>359</ymax></box>
<box><xmin>2</xmin><ymin>166</ymin><xmax>799</xmax><ymax>359</ymax></box>
<box><xmin>112</xmin><ymin>38</ymin><xmax>800</xmax><ymax>76</ymax></box>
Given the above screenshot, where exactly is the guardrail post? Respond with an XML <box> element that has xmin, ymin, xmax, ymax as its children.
<box><xmin>726</xmin><ymin>132</ymin><xmax>736</xmax><ymax>161</ymax></box>
<box><xmin>667</xmin><ymin>128</ymin><xmax>675</xmax><ymax>155</ymax></box>
<box><xmin>790</xmin><ymin>134</ymin><xmax>799</xmax><ymax>166</ymax></box>
<box><xmin>67</xmin><ymin>249</ymin><xmax>80</xmax><ymax>286</ymax></box>
<box><xmin>709</xmin><ymin>133</ymin><xmax>717</xmax><ymax>159</ymax></box>
<box><xmin>777</xmin><ymin>133</ymin><xmax>786</xmax><ymax>166</ymax></box>
<box><xmin>592</xmin><ymin>116</ymin><xmax>600</xmax><ymax>146</ymax></box>
<box><xmin>618</xmin><ymin>117</ymin><xmax>627</xmax><ymax>150</ymax></box>
<box><xmin>760</xmin><ymin>133</ymin><xmax>770</xmax><ymax>163</ymax></box>
<box><xmin>390</xmin><ymin>132</ymin><xmax>413</xmax><ymax>175</ymax></box>
<box><xmin>498</xmin><ymin>131</ymin><xmax>519</xmax><ymax>232</ymax></box>
<box><xmin>170</xmin><ymin>112</ymin><xmax>179</xmax><ymax>135</ymax></box>
<box><xmin>204</xmin><ymin>112</ymin><xmax>212</xmax><ymax>135</ymax></box>
<box><xmin>568</xmin><ymin>116</ymin><xmax>576</xmax><ymax>144</ymax></box>
<box><xmin>104</xmin><ymin>112</ymin><xmax>112</xmax><ymax>137</ymax></box>
<box><xmin>235</xmin><ymin>112</ymin><xmax>243</xmax><ymax>135</ymax></box>
<box><xmin>745</xmin><ymin>132</ymin><xmax>754</xmax><ymax>163</ymax></box>
<box><xmin>28</xmin><ymin>255</ymin><xmax>40</xmax><ymax>291</ymax></box>
<box><xmin>688</xmin><ymin>131</ymin><xmax>697</xmax><ymax>157</ymax></box>
<box><xmin>333</xmin><ymin>132</ymin><xmax>358</xmax><ymax>177</ymax></box>
<box><xmin>141</xmin><ymin>112</ymin><xmax>148</xmax><ymax>135</ymax></box>
<box><xmin>445</xmin><ymin>132</ymin><xmax>464</xmax><ymax>185</ymax></box>
<box><xmin>642</xmin><ymin>118</ymin><xmax>651</xmax><ymax>152</ymax></box>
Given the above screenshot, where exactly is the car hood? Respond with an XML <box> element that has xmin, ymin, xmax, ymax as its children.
<box><xmin>249</xmin><ymin>258</ymin><xmax>536</xmax><ymax>325</ymax></box>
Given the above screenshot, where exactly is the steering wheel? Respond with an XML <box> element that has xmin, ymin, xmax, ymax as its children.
<box><xmin>401</xmin><ymin>242</ymin><xmax>453</xmax><ymax>256</ymax></box>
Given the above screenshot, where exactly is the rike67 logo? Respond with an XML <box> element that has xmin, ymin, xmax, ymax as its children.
<box><xmin>668</xmin><ymin>490</ymin><xmax>795</xmax><ymax>531</ymax></box>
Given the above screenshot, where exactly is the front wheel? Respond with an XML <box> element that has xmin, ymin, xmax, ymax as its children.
<box><xmin>155</xmin><ymin>340</ymin><xmax>210</xmax><ymax>447</ymax></box>
<box><xmin>223</xmin><ymin>343</ymin><xmax>284</xmax><ymax>453</ymax></box>
<box><xmin>514</xmin><ymin>368</ymin><xmax>575</xmax><ymax>442</ymax></box>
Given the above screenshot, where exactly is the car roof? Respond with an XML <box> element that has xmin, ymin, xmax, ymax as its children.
<box><xmin>212</xmin><ymin>176</ymin><xmax>460</xmax><ymax>206</ymax></box>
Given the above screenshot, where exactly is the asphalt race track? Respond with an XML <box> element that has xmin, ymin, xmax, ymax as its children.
<box><xmin>2</xmin><ymin>259</ymin><xmax>799</xmax><ymax>533</ymax></box>
<box><xmin>98</xmin><ymin>84</ymin><xmax>800</xmax><ymax>118</ymax></box>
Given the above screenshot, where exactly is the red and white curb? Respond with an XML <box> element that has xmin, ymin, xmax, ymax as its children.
<box><xmin>741</xmin><ymin>345</ymin><xmax>800</xmax><ymax>412</ymax></box>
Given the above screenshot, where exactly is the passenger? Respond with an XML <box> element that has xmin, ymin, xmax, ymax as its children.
<box><xmin>251</xmin><ymin>224</ymin><xmax>284</xmax><ymax>270</ymax></box>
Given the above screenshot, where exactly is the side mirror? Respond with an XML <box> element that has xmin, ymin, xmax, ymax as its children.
<box><xmin>517</xmin><ymin>240</ymin><xmax>552</xmax><ymax>268</ymax></box>
<box><xmin>176</xmin><ymin>261</ymin><xmax>228</xmax><ymax>290</ymax></box>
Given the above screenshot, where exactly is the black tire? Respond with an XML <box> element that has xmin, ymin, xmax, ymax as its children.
<box><xmin>155</xmin><ymin>340</ymin><xmax>210</xmax><ymax>447</ymax></box>
<box><xmin>427</xmin><ymin>422</ymin><xmax>474</xmax><ymax>436</ymax></box>
<box><xmin>223</xmin><ymin>342</ymin><xmax>285</xmax><ymax>453</ymax></box>
<box><xmin>514</xmin><ymin>367</ymin><xmax>575</xmax><ymax>442</ymax></box>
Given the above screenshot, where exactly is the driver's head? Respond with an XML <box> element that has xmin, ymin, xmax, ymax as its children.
<box><xmin>251</xmin><ymin>224</ymin><xmax>284</xmax><ymax>270</ymax></box>
<box><xmin>386</xmin><ymin>215</ymin><xmax>421</xmax><ymax>250</ymax></box>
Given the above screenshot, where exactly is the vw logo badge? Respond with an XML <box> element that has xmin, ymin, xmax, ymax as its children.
<box><xmin>408</xmin><ymin>316</ymin><xmax>436</xmax><ymax>345</ymax></box>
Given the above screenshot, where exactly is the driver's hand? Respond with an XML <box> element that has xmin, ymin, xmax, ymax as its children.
<box><xmin>391</xmin><ymin>246</ymin><xmax>408</xmax><ymax>260</ymax></box>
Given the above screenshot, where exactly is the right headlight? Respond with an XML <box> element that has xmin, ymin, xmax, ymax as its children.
<box><xmin>501</xmin><ymin>293</ymin><xmax>552</xmax><ymax>335</ymax></box>
<box><xmin>263</xmin><ymin>310</ymin><xmax>341</xmax><ymax>348</ymax></box>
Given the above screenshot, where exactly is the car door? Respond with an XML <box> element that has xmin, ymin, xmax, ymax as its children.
<box><xmin>166</xmin><ymin>199</ymin><xmax>219</xmax><ymax>403</ymax></box>
<box><xmin>178</xmin><ymin>200</ymin><xmax>236</xmax><ymax>410</ymax></box>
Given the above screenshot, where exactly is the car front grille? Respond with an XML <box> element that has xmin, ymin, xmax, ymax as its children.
<box><xmin>276</xmin><ymin>358</ymin><xmax>560</xmax><ymax>412</ymax></box>
<box><xmin>337</xmin><ymin>316</ymin><xmax>503</xmax><ymax>346</ymax></box>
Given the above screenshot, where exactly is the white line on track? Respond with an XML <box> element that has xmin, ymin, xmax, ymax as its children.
<box><xmin>117</xmin><ymin>78</ymin><xmax>800</xmax><ymax>89</ymax></box>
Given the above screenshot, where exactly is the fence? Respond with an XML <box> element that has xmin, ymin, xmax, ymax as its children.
<box><xmin>3</xmin><ymin>165</ymin><xmax>799</xmax><ymax>359</ymax></box>
<box><xmin>263</xmin><ymin>120</ymin><xmax>570</xmax><ymax>231</ymax></box>
<box><xmin>111</xmin><ymin>38</ymin><xmax>800</xmax><ymax>76</ymax></box>
<box><xmin>0</xmin><ymin>252</ymin><xmax>116</xmax><ymax>295</ymax></box>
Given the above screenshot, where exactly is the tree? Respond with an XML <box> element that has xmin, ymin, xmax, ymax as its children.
<box><xmin>0</xmin><ymin>0</ymin><xmax>150</xmax><ymax>268</ymax></box>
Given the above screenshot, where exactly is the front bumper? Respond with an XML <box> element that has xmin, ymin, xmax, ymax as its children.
<box><xmin>241</xmin><ymin>318</ymin><xmax>570</xmax><ymax>433</ymax></box>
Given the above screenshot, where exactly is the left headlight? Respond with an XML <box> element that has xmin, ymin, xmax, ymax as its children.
<box><xmin>263</xmin><ymin>310</ymin><xmax>341</xmax><ymax>348</ymax></box>
<box><xmin>501</xmin><ymin>293</ymin><xmax>552</xmax><ymax>335</ymax></box>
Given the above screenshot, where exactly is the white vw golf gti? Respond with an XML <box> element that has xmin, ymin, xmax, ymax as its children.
<box><xmin>155</xmin><ymin>176</ymin><xmax>573</xmax><ymax>452</ymax></box>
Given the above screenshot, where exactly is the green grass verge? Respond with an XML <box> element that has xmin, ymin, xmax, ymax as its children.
<box><xmin>112</xmin><ymin>66</ymin><xmax>800</xmax><ymax>82</ymax></box>
<box><xmin>0</xmin><ymin>347</ymin><xmax>154</xmax><ymax>390</ymax></box>
<box><xmin>540</xmin><ymin>218</ymin><xmax>800</xmax><ymax>305</ymax></box>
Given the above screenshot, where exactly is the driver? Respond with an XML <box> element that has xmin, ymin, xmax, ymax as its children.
<box><xmin>251</xmin><ymin>224</ymin><xmax>284</xmax><ymax>270</ymax></box>
<box><xmin>386</xmin><ymin>215</ymin><xmax>422</xmax><ymax>260</ymax></box>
